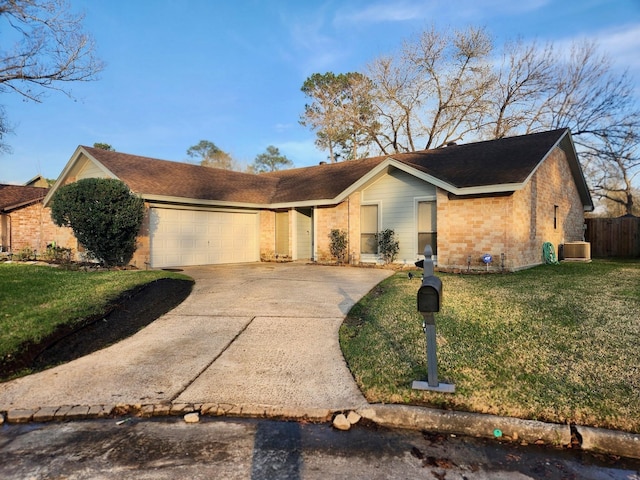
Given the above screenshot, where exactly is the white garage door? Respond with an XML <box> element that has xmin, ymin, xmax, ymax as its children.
<box><xmin>150</xmin><ymin>208</ymin><xmax>259</xmax><ymax>268</ymax></box>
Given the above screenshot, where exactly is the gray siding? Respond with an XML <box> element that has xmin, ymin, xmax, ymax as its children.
<box><xmin>362</xmin><ymin>168</ymin><xmax>436</xmax><ymax>263</ymax></box>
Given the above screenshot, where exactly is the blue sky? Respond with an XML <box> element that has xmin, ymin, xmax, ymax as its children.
<box><xmin>1</xmin><ymin>0</ymin><xmax>639</xmax><ymax>184</ymax></box>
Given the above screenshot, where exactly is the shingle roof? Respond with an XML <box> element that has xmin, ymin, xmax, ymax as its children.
<box><xmin>0</xmin><ymin>184</ymin><xmax>48</xmax><ymax>212</ymax></box>
<box><xmin>261</xmin><ymin>128</ymin><xmax>568</xmax><ymax>202</ymax></box>
<box><xmin>398</xmin><ymin>128</ymin><xmax>567</xmax><ymax>188</ymax></box>
<box><xmin>76</xmin><ymin>128</ymin><xmax>580</xmax><ymax>206</ymax></box>
<box><xmin>82</xmin><ymin>147</ymin><xmax>280</xmax><ymax>204</ymax></box>
<box><xmin>262</xmin><ymin>155</ymin><xmax>387</xmax><ymax>203</ymax></box>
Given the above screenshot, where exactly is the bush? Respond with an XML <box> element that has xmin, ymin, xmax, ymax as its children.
<box><xmin>377</xmin><ymin>228</ymin><xmax>399</xmax><ymax>264</ymax></box>
<box><xmin>15</xmin><ymin>247</ymin><xmax>36</xmax><ymax>261</ymax></box>
<box><xmin>50</xmin><ymin>178</ymin><xmax>145</xmax><ymax>267</ymax></box>
<box><xmin>329</xmin><ymin>229</ymin><xmax>348</xmax><ymax>264</ymax></box>
<box><xmin>41</xmin><ymin>244</ymin><xmax>73</xmax><ymax>264</ymax></box>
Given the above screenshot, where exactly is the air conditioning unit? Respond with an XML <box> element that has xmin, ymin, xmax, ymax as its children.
<box><xmin>563</xmin><ymin>241</ymin><xmax>591</xmax><ymax>261</ymax></box>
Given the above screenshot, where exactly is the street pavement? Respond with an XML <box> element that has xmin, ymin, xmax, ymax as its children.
<box><xmin>3</xmin><ymin>416</ymin><xmax>639</xmax><ymax>479</ymax></box>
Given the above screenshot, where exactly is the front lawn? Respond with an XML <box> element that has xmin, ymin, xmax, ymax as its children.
<box><xmin>341</xmin><ymin>259</ymin><xmax>640</xmax><ymax>433</ymax></box>
<box><xmin>0</xmin><ymin>263</ymin><xmax>192</xmax><ymax>376</ymax></box>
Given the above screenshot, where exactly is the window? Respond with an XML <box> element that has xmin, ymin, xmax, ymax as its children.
<box><xmin>360</xmin><ymin>204</ymin><xmax>378</xmax><ymax>254</ymax></box>
<box><xmin>418</xmin><ymin>201</ymin><xmax>437</xmax><ymax>255</ymax></box>
<box><xmin>554</xmin><ymin>205</ymin><xmax>558</xmax><ymax>229</ymax></box>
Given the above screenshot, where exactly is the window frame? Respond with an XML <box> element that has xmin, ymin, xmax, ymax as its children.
<box><xmin>360</xmin><ymin>203</ymin><xmax>379</xmax><ymax>255</ymax></box>
<box><xmin>416</xmin><ymin>198</ymin><xmax>437</xmax><ymax>257</ymax></box>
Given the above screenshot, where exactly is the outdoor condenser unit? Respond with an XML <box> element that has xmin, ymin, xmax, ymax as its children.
<box><xmin>563</xmin><ymin>241</ymin><xmax>591</xmax><ymax>261</ymax></box>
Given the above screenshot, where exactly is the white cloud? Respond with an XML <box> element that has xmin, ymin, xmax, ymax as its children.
<box><xmin>277</xmin><ymin>5</ymin><xmax>350</xmax><ymax>73</ymax></box>
<box><xmin>274</xmin><ymin>123</ymin><xmax>294</xmax><ymax>133</ymax></box>
<box><xmin>333</xmin><ymin>1</ymin><xmax>426</xmax><ymax>25</ymax></box>
<box><xmin>333</xmin><ymin>0</ymin><xmax>552</xmax><ymax>26</ymax></box>
<box><xmin>596</xmin><ymin>23</ymin><xmax>640</xmax><ymax>73</ymax></box>
<box><xmin>551</xmin><ymin>23</ymin><xmax>640</xmax><ymax>77</ymax></box>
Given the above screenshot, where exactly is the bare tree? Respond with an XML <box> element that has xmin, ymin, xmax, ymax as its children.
<box><xmin>298</xmin><ymin>26</ymin><xmax>640</xmax><ymax>212</ymax></box>
<box><xmin>407</xmin><ymin>26</ymin><xmax>494</xmax><ymax>149</ymax></box>
<box><xmin>484</xmin><ymin>40</ymin><xmax>555</xmax><ymax>139</ymax></box>
<box><xmin>535</xmin><ymin>41</ymin><xmax>640</xmax><ymax>146</ymax></box>
<box><xmin>0</xmin><ymin>0</ymin><xmax>104</xmax><ymax>150</ymax></box>
<box><xmin>366</xmin><ymin>53</ymin><xmax>426</xmax><ymax>154</ymax></box>
<box><xmin>522</xmin><ymin>40</ymin><xmax>640</xmax><ymax>211</ymax></box>
<box><xmin>584</xmin><ymin>130</ymin><xmax>639</xmax><ymax>216</ymax></box>
<box><xmin>363</xmin><ymin>26</ymin><xmax>494</xmax><ymax>153</ymax></box>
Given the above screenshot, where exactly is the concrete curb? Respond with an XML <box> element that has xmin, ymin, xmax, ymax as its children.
<box><xmin>358</xmin><ymin>404</ymin><xmax>571</xmax><ymax>446</ymax></box>
<box><xmin>2</xmin><ymin>402</ymin><xmax>638</xmax><ymax>460</ymax></box>
<box><xmin>575</xmin><ymin>425</ymin><xmax>640</xmax><ymax>460</ymax></box>
<box><xmin>357</xmin><ymin>404</ymin><xmax>640</xmax><ymax>460</ymax></box>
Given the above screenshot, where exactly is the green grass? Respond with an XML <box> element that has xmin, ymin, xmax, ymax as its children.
<box><xmin>0</xmin><ymin>263</ymin><xmax>191</xmax><ymax>363</ymax></box>
<box><xmin>340</xmin><ymin>259</ymin><xmax>640</xmax><ymax>433</ymax></box>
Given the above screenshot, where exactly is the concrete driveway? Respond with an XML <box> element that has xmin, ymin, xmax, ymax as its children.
<box><xmin>0</xmin><ymin>263</ymin><xmax>393</xmax><ymax>413</ymax></box>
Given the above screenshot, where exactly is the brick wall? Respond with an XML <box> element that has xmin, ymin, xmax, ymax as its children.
<box><xmin>6</xmin><ymin>202</ymin><xmax>75</xmax><ymax>255</ymax></box>
<box><xmin>437</xmin><ymin>189</ymin><xmax>514</xmax><ymax>271</ymax></box>
<box><xmin>259</xmin><ymin>210</ymin><xmax>276</xmax><ymax>260</ymax></box>
<box><xmin>347</xmin><ymin>192</ymin><xmax>361</xmax><ymax>264</ymax></box>
<box><xmin>130</xmin><ymin>205</ymin><xmax>151</xmax><ymax>268</ymax></box>
<box><xmin>314</xmin><ymin>198</ymin><xmax>351</xmax><ymax>262</ymax></box>
<box><xmin>436</xmin><ymin>146</ymin><xmax>586</xmax><ymax>271</ymax></box>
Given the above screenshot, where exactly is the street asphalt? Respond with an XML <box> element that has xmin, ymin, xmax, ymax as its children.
<box><xmin>1</xmin><ymin>262</ymin><xmax>638</xmax><ymax>460</ymax></box>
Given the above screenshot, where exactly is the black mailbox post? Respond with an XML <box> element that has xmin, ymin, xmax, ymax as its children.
<box><xmin>412</xmin><ymin>245</ymin><xmax>455</xmax><ymax>393</ymax></box>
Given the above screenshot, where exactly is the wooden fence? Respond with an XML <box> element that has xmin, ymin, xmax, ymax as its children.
<box><xmin>585</xmin><ymin>216</ymin><xmax>640</xmax><ymax>258</ymax></box>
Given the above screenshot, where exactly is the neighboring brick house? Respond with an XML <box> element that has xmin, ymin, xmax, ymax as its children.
<box><xmin>0</xmin><ymin>184</ymin><xmax>74</xmax><ymax>254</ymax></box>
<box><xmin>44</xmin><ymin>128</ymin><xmax>593</xmax><ymax>271</ymax></box>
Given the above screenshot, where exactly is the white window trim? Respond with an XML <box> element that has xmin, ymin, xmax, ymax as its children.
<box><xmin>360</xmin><ymin>201</ymin><xmax>381</xmax><ymax>263</ymax></box>
<box><xmin>415</xmin><ymin>196</ymin><xmax>437</xmax><ymax>262</ymax></box>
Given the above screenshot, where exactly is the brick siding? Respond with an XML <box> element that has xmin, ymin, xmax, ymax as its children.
<box><xmin>4</xmin><ymin>202</ymin><xmax>75</xmax><ymax>255</ymax></box>
<box><xmin>314</xmin><ymin>194</ymin><xmax>359</xmax><ymax>263</ymax></box>
<box><xmin>436</xmin><ymin>147</ymin><xmax>586</xmax><ymax>271</ymax></box>
<box><xmin>259</xmin><ymin>210</ymin><xmax>276</xmax><ymax>260</ymax></box>
<box><xmin>130</xmin><ymin>205</ymin><xmax>151</xmax><ymax>268</ymax></box>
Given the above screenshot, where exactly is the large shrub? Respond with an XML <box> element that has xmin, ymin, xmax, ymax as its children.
<box><xmin>328</xmin><ymin>229</ymin><xmax>348</xmax><ymax>264</ymax></box>
<box><xmin>51</xmin><ymin>178</ymin><xmax>145</xmax><ymax>267</ymax></box>
<box><xmin>377</xmin><ymin>228</ymin><xmax>399</xmax><ymax>264</ymax></box>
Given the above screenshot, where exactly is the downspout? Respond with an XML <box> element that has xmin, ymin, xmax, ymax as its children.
<box><xmin>312</xmin><ymin>206</ymin><xmax>318</xmax><ymax>262</ymax></box>
<box><xmin>6</xmin><ymin>214</ymin><xmax>12</xmax><ymax>253</ymax></box>
<box><xmin>348</xmin><ymin>196</ymin><xmax>351</xmax><ymax>264</ymax></box>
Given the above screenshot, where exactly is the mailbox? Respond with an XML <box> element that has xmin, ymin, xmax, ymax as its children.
<box><xmin>416</xmin><ymin>244</ymin><xmax>442</xmax><ymax>313</ymax></box>
<box><xmin>413</xmin><ymin>244</ymin><xmax>454</xmax><ymax>393</ymax></box>
<box><xmin>417</xmin><ymin>275</ymin><xmax>442</xmax><ymax>312</ymax></box>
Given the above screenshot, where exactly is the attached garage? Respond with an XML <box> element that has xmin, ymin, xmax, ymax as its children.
<box><xmin>149</xmin><ymin>208</ymin><xmax>259</xmax><ymax>268</ymax></box>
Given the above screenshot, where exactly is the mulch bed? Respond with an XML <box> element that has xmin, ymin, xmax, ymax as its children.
<box><xmin>1</xmin><ymin>278</ymin><xmax>193</xmax><ymax>382</ymax></box>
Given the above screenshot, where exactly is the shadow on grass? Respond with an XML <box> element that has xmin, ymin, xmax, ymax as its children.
<box><xmin>1</xmin><ymin>278</ymin><xmax>193</xmax><ymax>382</ymax></box>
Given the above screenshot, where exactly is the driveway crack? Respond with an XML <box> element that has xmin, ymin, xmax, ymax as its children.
<box><xmin>170</xmin><ymin>316</ymin><xmax>256</xmax><ymax>402</ymax></box>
